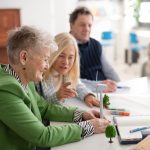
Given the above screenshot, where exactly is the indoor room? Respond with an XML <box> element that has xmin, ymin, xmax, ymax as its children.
<box><xmin>0</xmin><ymin>0</ymin><xmax>150</xmax><ymax>80</ymax></box>
<box><xmin>0</xmin><ymin>1</ymin><xmax>150</xmax><ymax>150</ymax></box>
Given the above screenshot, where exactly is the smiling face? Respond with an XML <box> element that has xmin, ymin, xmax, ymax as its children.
<box><xmin>70</xmin><ymin>14</ymin><xmax>93</xmax><ymax>43</ymax></box>
<box><xmin>52</xmin><ymin>45</ymin><xmax>75</xmax><ymax>75</ymax></box>
<box><xmin>24</xmin><ymin>48</ymin><xmax>50</xmax><ymax>82</ymax></box>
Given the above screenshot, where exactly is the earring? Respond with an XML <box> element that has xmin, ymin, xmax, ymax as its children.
<box><xmin>22</xmin><ymin>64</ymin><xmax>26</xmax><ymax>70</ymax></box>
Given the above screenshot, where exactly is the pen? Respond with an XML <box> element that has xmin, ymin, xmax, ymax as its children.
<box><xmin>96</xmin><ymin>71</ymin><xmax>99</xmax><ymax>100</ymax></box>
<box><xmin>100</xmin><ymin>89</ymin><xmax>104</xmax><ymax>118</ymax></box>
<box><xmin>130</xmin><ymin>126</ymin><xmax>150</xmax><ymax>133</ymax></box>
<box><xmin>110</xmin><ymin>110</ymin><xmax>130</xmax><ymax>116</ymax></box>
<box><xmin>107</xmin><ymin>108</ymin><xmax>126</xmax><ymax>111</ymax></box>
<box><xmin>95</xmin><ymin>71</ymin><xmax>104</xmax><ymax>118</ymax></box>
<box><xmin>117</xmin><ymin>86</ymin><xmax>130</xmax><ymax>89</ymax></box>
<box><xmin>99</xmin><ymin>84</ymin><xmax>107</xmax><ymax>118</ymax></box>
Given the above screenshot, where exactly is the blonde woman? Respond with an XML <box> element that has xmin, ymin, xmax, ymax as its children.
<box><xmin>36</xmin><ymin>32</ymin><xmax>100</xmax><ymax>107</ymax></box>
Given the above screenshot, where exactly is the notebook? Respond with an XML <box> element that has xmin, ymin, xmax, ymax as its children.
<box><xmin>113</xmin><ymin>116</ymin><xmax>150</xmax><ymax>144</ymax></box>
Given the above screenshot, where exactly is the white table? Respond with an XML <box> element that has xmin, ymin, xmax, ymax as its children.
<box><xmin>52</xmin><ymin>77</ymin><xmax>150</xmax><ymax>150</ymax></box>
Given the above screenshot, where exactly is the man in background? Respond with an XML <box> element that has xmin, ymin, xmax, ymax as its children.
<box><xmin>69</xmin><ymin>6</ymin><xmax>120</xmax><ymax>92</ymax></box>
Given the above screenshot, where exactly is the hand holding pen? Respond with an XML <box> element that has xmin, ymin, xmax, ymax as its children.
<box><xmin>82</xmin><ymin>110</ymin><xmax>110</xmax><ymax>133</ymax></box>
<box><xmin>88</xmin><ymin>118</ymin><xmax>110</xmax><ymax>134</ymax></box>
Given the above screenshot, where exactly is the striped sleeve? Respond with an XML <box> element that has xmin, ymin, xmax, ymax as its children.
<box><xmin>78</xmin><ymin>121</ymin><xmax>94</xmax><ymax>138</ymax></box>
<box><xmin>73</xmin><ymin>109</ymin><xmax>94</xmax><ymax>138</ymax></box>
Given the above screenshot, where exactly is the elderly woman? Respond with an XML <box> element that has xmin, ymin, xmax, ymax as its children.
<box><xmin>0</xmin><ymin>26</ymin><xmax>109</xmax><ymax>150</ymax></box>
<box><xmin>37</xmin><ymin>32</ymin><xmax>100</xmax><ymax>107</ymax></box>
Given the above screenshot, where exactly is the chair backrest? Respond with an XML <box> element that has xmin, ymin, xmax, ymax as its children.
<box><xmin>101</xmin><ymin>31</ymin><xmax>114</xmax><ymax>47</ymax></box>
<box><xmin>129</xmin><ymin>32</ymin><xmax>139</xmax><ymax>44</ymax></box>
<box><xmin>129</xmin><ymin>32</ymin><xmax>147</xmax><ymax>52</ymax></box>
<box><xmin>101</xmin><ymin>31</ymin><xmax>113</xmax><ymax>40</ymax></box>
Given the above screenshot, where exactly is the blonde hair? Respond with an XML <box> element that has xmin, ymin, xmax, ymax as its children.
<box><xmin>44</xmin><ymin>32</ymin><xmax>80</xmax><ymax>91</ymax></box>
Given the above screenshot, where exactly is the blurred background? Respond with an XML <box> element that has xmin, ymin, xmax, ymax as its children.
<box><xmin>0</xmin><ymin>0</ymin><xmax>150</xmax><ymax>81</ymax></box>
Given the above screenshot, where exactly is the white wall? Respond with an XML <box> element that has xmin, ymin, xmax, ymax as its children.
<box><xmin>53</xmin><ymin>0</ymin><xmax>77</xmax><ymax>34</ymax></box>
<box><xmin>0</xmin><ymin>0</ymin><xmax>77</xmax><ymax>35</ymax></box>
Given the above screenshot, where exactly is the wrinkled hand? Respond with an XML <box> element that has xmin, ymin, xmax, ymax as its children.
<box><xmin>84</xmin><ymin>95</ymin><xmax>100</xmax><ymax>108</ymax></box>
<box><xmin>56</xmin><ymin>82</ymin><xmax>77</xmax><ymax>100</ymax></box>
<box><xmin>82</xmin><ymin>110</ymin><xmax>100</xmax><ymax>120</ymax></box>
<box><xmin>89</xmin><ymin>118</ymin><xmax>109</xmax><ymax>133</ymax></box>
<box><xmin>101</xmin><ymin>79</ymin><xmax>117</xmax><ymax>93</ymax></box>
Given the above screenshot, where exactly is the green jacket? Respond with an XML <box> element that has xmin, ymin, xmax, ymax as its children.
<box><xmin>0</xmin><ymin>65</ymin><xmax>82</xmax><ymax>150</ymax></box>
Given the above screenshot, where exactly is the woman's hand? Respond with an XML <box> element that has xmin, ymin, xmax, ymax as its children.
<box><xmin>82</xmin><ymin>110</ymin><xmax>100</xmax><ymax>120</ymax></box>
<box><xmin>84</xmin><ymin>95</ymin><xmax>100</xmax><ymax>107</ymax></box>
<box><xmin>82</xmin><ymin>110</ymin><xmax>109</xmax><ymax>133</ymax></box>
<box><xmin>89</xmin><ymin>118</ymin><xmax>109</xmax><ymax>133</ymax></box>
<box><xmin>101</xmin><ymin>79</ymin><xmax>117</xmax><ymax>93</ymax></box>
<box><xmin>56</xmin><ymin>82</ymin><xmax>77</xmax><ymax>100</ymax></box>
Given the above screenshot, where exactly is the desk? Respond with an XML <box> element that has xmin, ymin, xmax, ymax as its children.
<box><xmin>52</xmin><ymin>77</ymin><xmax>150</xmax><ymax>150</ymax></box>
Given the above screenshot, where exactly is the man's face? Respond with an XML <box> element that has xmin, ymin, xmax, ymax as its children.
<box><xmin>70</xmin><ymin>14</ymin><xmax>93</xmax><ymax>43</ymax></box>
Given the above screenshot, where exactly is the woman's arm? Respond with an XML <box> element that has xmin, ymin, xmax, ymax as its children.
<box><xmin>76</xmin><ymin>80</ymin><xmax>99</xmax><ymax>107</ymax></box>
<box><xmin>76</xmin><ymin>79</ymin><xmax>95</xmax><ymax>101</ymax></box>
<box><xmin>101</xmin><ymin>50</ymin><xmax>120</xmax><ymax>82</ymax></box>
<box><xmin>0</xmin><ymin>82</ymin><xmax>82</xmax><ymax>147</ymax></box>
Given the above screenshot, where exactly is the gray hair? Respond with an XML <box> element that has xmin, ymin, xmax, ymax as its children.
<box><xmin>7</xmin><ymin>25</ymin><xmax>57</xmax><ymax>64</ymax></box>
